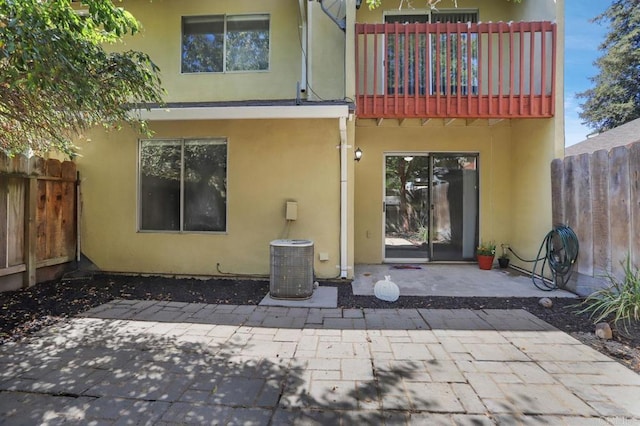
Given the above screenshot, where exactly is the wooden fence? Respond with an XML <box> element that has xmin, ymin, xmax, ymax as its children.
<box><xmin>0</xmin><ymin>152</ymin><xmax>77</xmax><ymax>290</ymax></box>
<box><xmin>551</xmin><ymin>142</ymin><xmax>640</xmax><ymax>294</ymax></box>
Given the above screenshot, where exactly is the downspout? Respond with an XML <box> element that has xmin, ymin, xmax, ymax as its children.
<box><xmin>307</xmin><ymin>0</ymin><xmax>314</xmax><ymax>100</ymax></box>
<box><xmin>339</xmin><ymin>116</ymin><xmax>348</xmax><ymax>278</ymax></box>
<box><xmin>298</xmin><ymin>0</ymin><xmax>307</xmax><ymax>95</ymax></box>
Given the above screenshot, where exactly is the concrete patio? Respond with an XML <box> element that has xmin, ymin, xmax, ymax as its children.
<box><xmin>353</xmin><ymin>264</ymin><xmax>578</xmax><ymax>298</ymax></box>
<box><xmin>1</xmin><ymin>300</ymin><xmax>638</xmax><ymax>425</ymax></box>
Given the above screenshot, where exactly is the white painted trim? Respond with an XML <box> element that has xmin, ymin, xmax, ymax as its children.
<box><xmin>299</xmin><ymin>0</ymin><xmax>308</xmax><ymax>93</ymax></box>
<box><xmin>307</xmin><ymin>2</ymin><xmax>314</xmax><ymax>100</ymax></box>
<box><xmin>339</xmin><ymin>116</ymin><xmax>348</xmax><ymax>279</ymax></box>
<box><xmin>383</xmin><ymin>9</ymin><xmax>430</xmax><ymax>20</ymax></box>
<box><xmin>137</xmin><ymin>105</ymin><xmax>349</xmax><ymax>121</ymax></box>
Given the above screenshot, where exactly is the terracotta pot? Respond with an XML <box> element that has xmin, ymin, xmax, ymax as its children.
<box><xmin>477</xmin><ymin>254</ymin><xmax>495</xmax><ymax>270</ymax></box>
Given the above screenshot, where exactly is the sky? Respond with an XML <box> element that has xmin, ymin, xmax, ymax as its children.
<box><xmin>563</xmin><ymin>0</ymin><xmax>611</xmax><ymax>147</ymax></box>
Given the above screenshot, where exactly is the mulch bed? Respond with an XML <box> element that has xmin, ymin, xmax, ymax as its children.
<box><xmin>1</xmin><ymin>274</ymin><xmax>638</xmax><ymax>373</ymax></box>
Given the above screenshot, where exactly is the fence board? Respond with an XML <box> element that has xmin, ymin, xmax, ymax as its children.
<box><xmin>555</xmin><ymin>142</ymin><xmax>640</xmax><ymax>286</ymax></box>
<box><xmin>45</xmin><ymin>159</ymin><xmax>62</xmax><ymax>178</ymax></box>
<box><xmin>34</xmin><ymin>163</ymin><xmax>77</xmax><ymax>262</ymax></box>
<box><xmin>35</xmin><ymin>180</ymin><xmax>48</xmax><ymax>262</ymax></box>
<box><xmin>1</xmin><ymin>154</ymin><xmax>77</xmax><ymax>286</ymax></box>
<box><xmin>7</xmin><ymin>178</ymin><xmax>25</xmax><ymax>267</ymax></box>
<box><xmin>10</xmin><ymin>156</ymin><xmax>28</xmax><ymax>175</ymax></box>
<box><xmin>61</xmin><ymin>162</ymin><xmax>76</xmax><ymax>181</ymax></box>
<box><xmin>0</xmin><ymin>152</ymin><xmax>9</xmax><ymax>173</ymax></box>
<box><xmin>609</xmin><ymin>146</ymin><xmax>631</xmax><ymax>278</ymax></box>
<box><xmin>62</xmin><ymin>181</ymin><xmax>76</xmax><ymax>258</ymax></box>
<box><xmin>0</xmin><ymin>178</ymin><xmax>7</xmax><ymax>268</ymax></box>
<box><xmin>591</xmin><ymin>150</ymin><xmax>611</xmax><ymax>275</ymax></box>
<box><xmin>576</xmin><ymin>153</ymin><xmax>593</xmax><ymax>277</ymax></box>
<box><xmin>45</xmin><ymin>180</ymin><xmax>63</xmax><ymax>260</ymax></box>
<box><xmin>31</xmin><ymin>157</ymin><xmax>46</xmax><ymax>176</ymax></box>
<box><xmin>563</xmin><ymin>156</ymin><xmax>578</xmax><ymax>230</ymax></box>
<box><xmin>550</xmin><ymin>159</ymin><xmax>564</xmax><ymax>226</ymax></box>
<box><xmin>0</xmin><ymin>264</ymin><xmax>26</xmax><ymax>277</ymax></box>
<box><xmin>562</xmin><ymin>155</ymin><xmax>580</xmax><ymax>278</ymax></box>
<box><xmin>629</xmin><ymin>142</ymin><xmax>640</xmax><ymax>267</ymax></box>
<box><xmin>24</xmin><ymin>177</ymin><xmax>37</xmax><ymax>287</ymax></box>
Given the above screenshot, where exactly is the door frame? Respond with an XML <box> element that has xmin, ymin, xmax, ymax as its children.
<box><xmin>382</xmin><ymin>151</ymin><xmax>431</xmax><ymax>263</ymax></box>
<box><xmin>382</xmin><ymin>151</ymin><xmax>480</xmax><ymax>263</ymax></box>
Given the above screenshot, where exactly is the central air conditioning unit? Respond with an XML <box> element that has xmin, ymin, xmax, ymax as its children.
<box><xmin>269</xmin><ymin>239</ymin><xmax>314</xmax><ymax>299</ymax></box>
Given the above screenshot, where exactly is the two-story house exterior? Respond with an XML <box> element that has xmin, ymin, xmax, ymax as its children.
<box><xmin>74</xmin><ymin>0</ymin><xmax>564</xmax><ymax>280</ymax></box>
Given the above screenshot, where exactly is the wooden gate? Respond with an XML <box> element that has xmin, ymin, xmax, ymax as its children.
<box><xmin>0</xmin><ymin>153</ymin><xmax>77</xmax><ymax>291</ymax></box>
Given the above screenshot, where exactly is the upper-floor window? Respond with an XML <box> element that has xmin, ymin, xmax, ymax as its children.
<box><xmin>384</xmin><ymin>10</ymin><xmax>479</xmax><ymax>96</ymax></box>
<box><xmin>181</xmin><ymin>14</ymin><xmax>270</xmax><ymax>73</ymax></box>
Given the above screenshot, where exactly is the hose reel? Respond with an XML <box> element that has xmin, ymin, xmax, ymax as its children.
<box><xmin>509</xmin><ymin>225</ymin><xmax>579</xmax><ymax>291</ymax></box>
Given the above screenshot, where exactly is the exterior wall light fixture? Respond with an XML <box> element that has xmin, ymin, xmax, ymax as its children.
<box><xmin>354</xmin><ymin>147</ymin><xmax>363</xmax><ymax>162</ymax></box>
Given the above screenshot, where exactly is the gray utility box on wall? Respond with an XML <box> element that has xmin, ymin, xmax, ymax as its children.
<box><xmin>269</xmin><ymin>239</ymin><xmax>314</xmax><ymax>299</ymax></box>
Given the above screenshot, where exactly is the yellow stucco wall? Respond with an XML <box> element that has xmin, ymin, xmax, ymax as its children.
<box><xmin>104</xmin><ymin>0</ymin><xmax>567</xmax><ymax>116</ymax></box>
<box><xmin>354</xmin><ymin>120</ymin><xmax>513</xmax><ymax>263</ymax></box>
<box><xmin>507</xmin><ymin>1</ymin><xmax>565</xmax><ymax>271</ymax></box>
<box><xmin>553</xmin><ymin>0</ymin><xmax>566</xmax><ymax>158</ymax></box>
<box><xmin>74</xmin><ymin>0</ymin><xmax>563</xmax><ymax>276</ymax></box>
<box><xmin>508</xmin><ymin>118</ymin><xmax>557</xmax><ymax>270</ymax></box>
<box><xmin>512</xmin><ymin>0</ymin><xmax>560</xmax><ymax>22</ymax></box>
<box><xmin>117</xmin><ymin>0</ymin><xmax>303</xmax><ymax>103</ymax></box>
<box><xmin>350</xmin><ymin>0</ymin><xmax>564</xmax><ymax>270</ymax></box>
<box><xmin>307</xmin><ymin>2</ymin><xmax>347</xmax><ymax>100</ymax></box>
<box><xmin>353</xmin><ymin>117</ymin><xmax>559</xmax><ymax>270</ymax></box>
<box><xmin>76</xmin><ymin>119</ymin><xmax>344</xmax><ymax>278</ymax></box>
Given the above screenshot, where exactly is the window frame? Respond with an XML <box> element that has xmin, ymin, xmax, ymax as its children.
<box><xmin>137</xmin><ymin>137</ymin><xmax>228</xmax><ymax>234</ymax></box>
<box><xmin>382</xmin><ymin>9</ymin><xmax>479</xmax><ymax>96</ymax></box>
<box><xmin>180</xmin><ymin>13</ymin><xmax>271</xmax><ymax>75</ymax></box>
<box><xmin>382</xmin><ymin>8</ymin><xmax>479</xmax><ymax>23</ymax></box>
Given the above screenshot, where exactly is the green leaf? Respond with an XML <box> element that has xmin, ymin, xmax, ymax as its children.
<box><xmin>0</xmin><ymin>0</ymin><xmax>164</xmax><ymax>156</ymax></box>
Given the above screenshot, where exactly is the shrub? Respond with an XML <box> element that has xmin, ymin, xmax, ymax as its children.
<box><xmin>577</xmin><ymin>257</ymin><xmax>640</xmax><ymax>332</ymax></box>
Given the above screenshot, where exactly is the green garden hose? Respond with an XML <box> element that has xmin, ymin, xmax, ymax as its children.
<box><xmin>508</xmin><ymin>225</ymin><xmax>579</xmax><ymax>291</ymax></box>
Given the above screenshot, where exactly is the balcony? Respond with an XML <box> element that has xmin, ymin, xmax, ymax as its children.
<box><xmin>355</xmin><ymin>21</ymin><xmax>556</xmax><ymax>120</ymax></box>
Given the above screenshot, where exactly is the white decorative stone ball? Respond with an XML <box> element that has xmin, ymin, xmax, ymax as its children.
<box><xmin>374</xmin><ymin>275</ymin><xmax>400</xmax><ymax>302</ymax></box>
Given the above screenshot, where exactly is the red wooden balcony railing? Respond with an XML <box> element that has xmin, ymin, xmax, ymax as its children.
<box><xmin>355</xmin><ymin>21</ymin><xmax>556</xmax><ymax>119</ymax></box>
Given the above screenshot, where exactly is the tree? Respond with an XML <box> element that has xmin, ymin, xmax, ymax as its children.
<box><xmin>0</xmin><ymin>0</ymin><xmax>163</xmax><ymax>157</ymax></box>
<box><xmin>578</xmin><ymin>0</ymin><xmax>640</xmax><ymax>133</ymax></box>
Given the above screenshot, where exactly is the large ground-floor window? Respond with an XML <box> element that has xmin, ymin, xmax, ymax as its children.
<box><xmin>138</xmin><ymin>138</ymin><xmax>227</xmax><ymax>232</ymax></box>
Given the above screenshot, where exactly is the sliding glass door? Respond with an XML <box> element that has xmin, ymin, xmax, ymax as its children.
<box><xmin>430</xmin><ymin>154</ymin><xmax>478</xmax><ymax>261</ymax></box>
<box><xmin>384</xmin><ymin>153</ymin><xmax>478</xmax><ymax>262</ymax></box>
<box><xmin>384</xmin><ymin>155</ymin><xmax>431</xmax><ymax>260</ymax></box>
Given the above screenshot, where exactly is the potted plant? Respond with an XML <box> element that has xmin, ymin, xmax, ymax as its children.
<box><xmin>498</xmin><ymin>253</ymin><xmax>510</xmax><ymax>269</ymax></box>
<box><xmin>476</xmin><ymin>241</ymin><xmax>496</xmax><ymax>270</ymax></box>
<box><xmin>498</xmin><ymin>243</ymin><xmax>510</xmax><ymax>269</ymax></box>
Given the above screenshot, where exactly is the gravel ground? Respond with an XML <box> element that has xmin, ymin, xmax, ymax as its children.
<box><xmin>1</xmin><ymin>274</ymin><xmax>638</xmax><ymax>374</ymax></box>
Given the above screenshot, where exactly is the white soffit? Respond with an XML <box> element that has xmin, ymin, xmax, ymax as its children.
<box><xmin>136</xmin><ymin>105</ymin><xmax>350</xmax><ymax>121</ymax></box>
